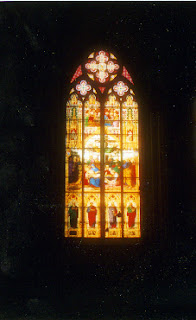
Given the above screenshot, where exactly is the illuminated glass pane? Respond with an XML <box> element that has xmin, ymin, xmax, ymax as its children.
<box><xmin>84</xmin><ymin>135</ymin><xmax>100</xmax><ymax>148</ymax></box>
<box><xmin>65</xmin><ymin>193</ymin><xmax>82</xmax><ymax>237</ymax></box>
<box><xmin>105</xmin><ymin>107</ymin><xmax>120</xmax><ymax>120</ymax></box>
<box><xmin>105</xmin><ymin>94</ymin><xmax>120</xmax><ymax>107</ymax></box>
<box><xmin>65</xmin><ymin>148</ymin><xmax>82</xmax><ymax>192</ymax></box>
<box><xmin>84</xmin><ymin>164</ymin><xmax>101</xmax><ymax>191</ymax></box>
<box><xmin>66</xmin><ymin>94</ymin><xmax>82</xmax><ymax>119</ymax></box>
<box><xmin>65</xmin><ymin>50</ymin><xmax>140</xmax><ymax>238</ymax></box>
<box><xmin>84</xmin><ymin>94</ymin><xmax>100</xmax><ymax>129</ymax></box>
<box><xmin>123</xmin><ymin>178</ymin><xmax>140</xmax><ymax>191</ymax></box>
<box><xmin>113</xmin><ymin>81</ymin><xmax>129</xmax><ymax>96</ymax></box>
<box><xmin>104</xmin><ymin>134</ymin><xmax>121</xmax><ymax>149</ymax></box>
<box><xmin>122</xmin><ymin>120</ymin><xmax>138</xmax><ymax>134</ymax></box>
<box><xmin>104</xmin><ymin>150</ymin><xmax>121</xmax><ymax>163</ymax></box>
<box><xmin>66</xmin><ymin>121</ymin><xmax>82</xmax><ymax>149</ymax></box>
<box><xmin>104</xmin><ymin>121</ymin><xmax>120</xmax><ymax>134</ymax></box>
<box><xmin>84</xmin><ymin>146</ymin><xmax>101</xmax><ymax>192</ymax></box>
<box><xmin>84</xmin><ymin>149</ymin><xmax>100</xmax><ymax>164</ymax></box>
<box><xmin>84</xmin><ymin>193</ymin><xmax>101</xmax><ymax>238</ymax></box>
<box><xmin>85</xmin><ymin>51</ymin><xmax>119</xmax><ymax>83</ymax></box>
<box><xmin>122</xmin><ymin>150</ymin><xmax>139</xmax><ymax>163</ymax></box>
<box><xmin>123</xmin><ymin>193</ymin><xmax>140</xmax><ymax>238</ymax></box>
<box><xmin>122</xmin><ymin>149</ymin><xmax>139</xmax><ymax>193</ymax></box>
<box><xmin>104</xmin><ymin>154</ymin><xmax>122</xmax><ymax>192</ymax></box>
<box><xmin>105</xmin><ymin>193</ymin><xmax>122</xmax><ymax>238</ymax></box>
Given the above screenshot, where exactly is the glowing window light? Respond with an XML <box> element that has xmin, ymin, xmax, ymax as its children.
<box><xmin>76</xmin><ymin>80</ymin><xmax>91</xmax><ymax>95</ymax></box>
<box><xmin>113</xmin><ymin>81</ymin><xmax>129</xmax><ymax>96</ymax></box>
<box><xmin>85</xmin><ymin>51</ymin><xmax>119</xmax><ymax>83</ymax></box>
<box><xmin>65</xmin><ymin>50</ymin><xmax>140</xmax><ymax>239</ymax></box>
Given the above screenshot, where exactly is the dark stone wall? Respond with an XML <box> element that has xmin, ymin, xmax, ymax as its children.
<box><xmin>0</xmin><ymin>2</ymin><xmax>195</xmax><ymax>318</ymax></box>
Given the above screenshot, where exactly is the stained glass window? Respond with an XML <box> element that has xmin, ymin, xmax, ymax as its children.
<box><xmin>65</xmin><ymin>50</ymin><xmax>140</xmax><ymax>238</ymax></box>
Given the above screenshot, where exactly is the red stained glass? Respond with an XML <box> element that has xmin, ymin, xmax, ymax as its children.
<box><xmin>99</xmin><ymin>87</ymin><xmax>106</xmax><ymax>93</ymax></box>
<box><xmin>122</xmin><ymin>66</ymin><xmax>134</xmax><ymax>84</ymax></box>
<box><xmin>70</xmin><ymin>65</ymin><xmax>82</xmax><ymax>83</ymax></box>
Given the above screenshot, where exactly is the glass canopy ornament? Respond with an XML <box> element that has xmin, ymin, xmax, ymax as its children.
<box><xmin>65</xmin><ymin>50</ymin><xmax>140</xmax><ymax>238</ymax></box>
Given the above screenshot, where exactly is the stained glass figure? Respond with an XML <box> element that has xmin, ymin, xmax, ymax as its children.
<box><xmin>87</xmin><ymin>203</ymin><xmax>97</xmax><ymax>228</ymax></box>
<box><xmin>65</xmin><ymin>193</ymin><xmax>82</xmax><ymax>237</ymax></box>
<box><xmin>84</xmin><ymin>193</ymin><xmax>101</xmax><ymax>238</ymax></box>
<box><xmin>65</xmin><ymin>50</ymin><xmax>140</xmax><ymax>238</ymax></box>
<box><xmin>68</xmin><ymin>203</ymin><xmax>78</xmax><ymax>228</ymax></box>
<box><xmin>127</xmin><ymin>203</ymin><xmax>136</xmax><ymax>228</ymax></box>
<box><xmin>105</xmin><ymin>193</ymin><xmax>122</xmax><ymax>238</ymax></box>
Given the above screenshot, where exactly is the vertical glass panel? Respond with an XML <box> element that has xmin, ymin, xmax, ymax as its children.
<box><xmin>104</xmin><ymin>158</ymin><xmax>122</xmax><ymax>192</ymax></box>
<box><xmin>105</xmin><ymin>94</ymin><xmax>120</xmax><ymax>135</ymax></box>
<box><xmin>84</xmin><ymin>135</ymin><xmax>100</xmax><ymax>148</ymax></box>
<box><xmin>122</xmin><ymin>150</ymin><xmax>139</xmax><ymax>191</ymax></box>
<box><xmin>104</xmin><ymin>132</ymin><xmax>122</xmax><ymax>192</ymax></box>
<box><xmin>84</xmin><ymin>193</ymin><xmax>101</xmax><ymax>238</ymax></box>
<box><xmin>122</xmin><ymin>95</ymin><xmax>138</xmax><ymax>120</ymax></box>
<box><xmin>66</xmin><ymin>94</ymin><xmax>82</xmax><ymax>119</ymax></box>
<box><xmin>66</xmin><ymin>93</ymin><xmax>82</xmax><ymax>150</ymax></box>
<box><xmin>84</xmin><ymin>94</ymin><xmax>100</xmax><ymax>126</ymax></box>
<box><xmin>105</xmin><ymin>193</ymin><xmax>122</xmax><ymax>238</ymax></box>
<box><xmin>65</xmin><ymin>149</ymin><xmax>82</xmax><ymax>192</ymax></box>
<box><xmin>83</xmin><ymin>94</ymin><xmax>101</xmax><ymax>193</ymax></box>
<box><xmin>104</xmin><ymin>150</ymin><xmax>121</xmax><ymax>163</ymax></box>
<box><xmin>105</xmin><ymin>94</ymin><xmax>120</xmax><ymax>108</ymax></box>
<box><xmin>123</xmin><ymin>193</ymin><xmax>140</xmax><ymax>238</ymax></box>
<box><xmin>84</xmin><ymin>149</ymin><xmax>101</xmax><ymax>191</ymax></box>
<box><xmin>104</xmin><ymin>134</ymin><xmax>121</xmax><ymax>149</ymax></box>
<box><xmin>123</xmin><ymin>178</ymin><xmax>140</xmax><ymax>191</ymax></box>
<box><xmin>65</xmin><ymin>122</ymin><xmax>82</xmax><ymax>149</ymax></box>
<box><xmin>122</xmin><ymin>121</ymin><xmax>138</xmax><ymax>149</ymax></box>
<box><xmin>104</xmin><ymin>109</ymin><xmax>120</xmax><ymax>134</ymax></box>
<box><xmin>65</xmin><ymin>193</ymin><xmax>82</xmax><ymax>237</ymax></box>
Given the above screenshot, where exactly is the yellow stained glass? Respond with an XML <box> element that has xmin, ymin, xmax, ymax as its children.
<box><xmin>88</xmin><ymin>73</ymin><xmax>94</xmax><ymax>81</ymax></box>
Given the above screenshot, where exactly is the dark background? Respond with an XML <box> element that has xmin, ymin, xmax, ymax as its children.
<box><xmin>0</xmin><ymin>2</ymin><xmax>195</xmax><ymax>319</ymax></box>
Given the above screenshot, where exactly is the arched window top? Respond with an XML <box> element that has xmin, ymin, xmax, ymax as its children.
<box><xmin>70</xmin><ymin>50</ymin><xmax>134</xmax><ymax>89</ymax></box>
<box><xmin>85</xmin><ymin>50</ymin><xmax>119</xmax><ymax>83</ymax></box>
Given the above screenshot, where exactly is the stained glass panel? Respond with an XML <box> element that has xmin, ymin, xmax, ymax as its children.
<box><xmin>105</xmin><ymin>193</ymin><xmax>122</xmax><ymax>238</ymax></box>
<box><xmin>123</xmin><ymin>193</ymin><xmax>140</xmax><ymax>238</ymax></box>
<box><xmin>65</xmin><ymin>193</ymin><xmax>82</xmax><ymax>237</ymax></box>
<box><xmin>84</xmin><ymin>162</ymin><xmax>101</xmax><ymax>191</ymax></box>
<box><xmin>84</xmin><ymin>193</ymin><xmax>101</xmax><ymax>238</ymax></box>
<box><xmin>65</xmin><ymin>149</ymin><xmax>82</xmax><ymax>193</ymax></box>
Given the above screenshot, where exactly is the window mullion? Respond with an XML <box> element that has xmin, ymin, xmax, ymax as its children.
<box><xmin>120</xmin><ymin>100</ymin><xmax>124</xmax><ymax>238</ymax></box>
<box><xmin>82</xmin><ymin>100</ymin><xmax>84</xmax><ymax>237</ymax></box>
<box><xmin>100</xmin><ymin>97</ymin><xmax>105</xmax><ymax>238</ymax></box>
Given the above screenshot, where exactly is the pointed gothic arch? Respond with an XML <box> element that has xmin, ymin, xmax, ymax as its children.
<box><xmin>65</xmin><ymin>50</ymin><xmax>140</xmax><ymax>238</ymax></box>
